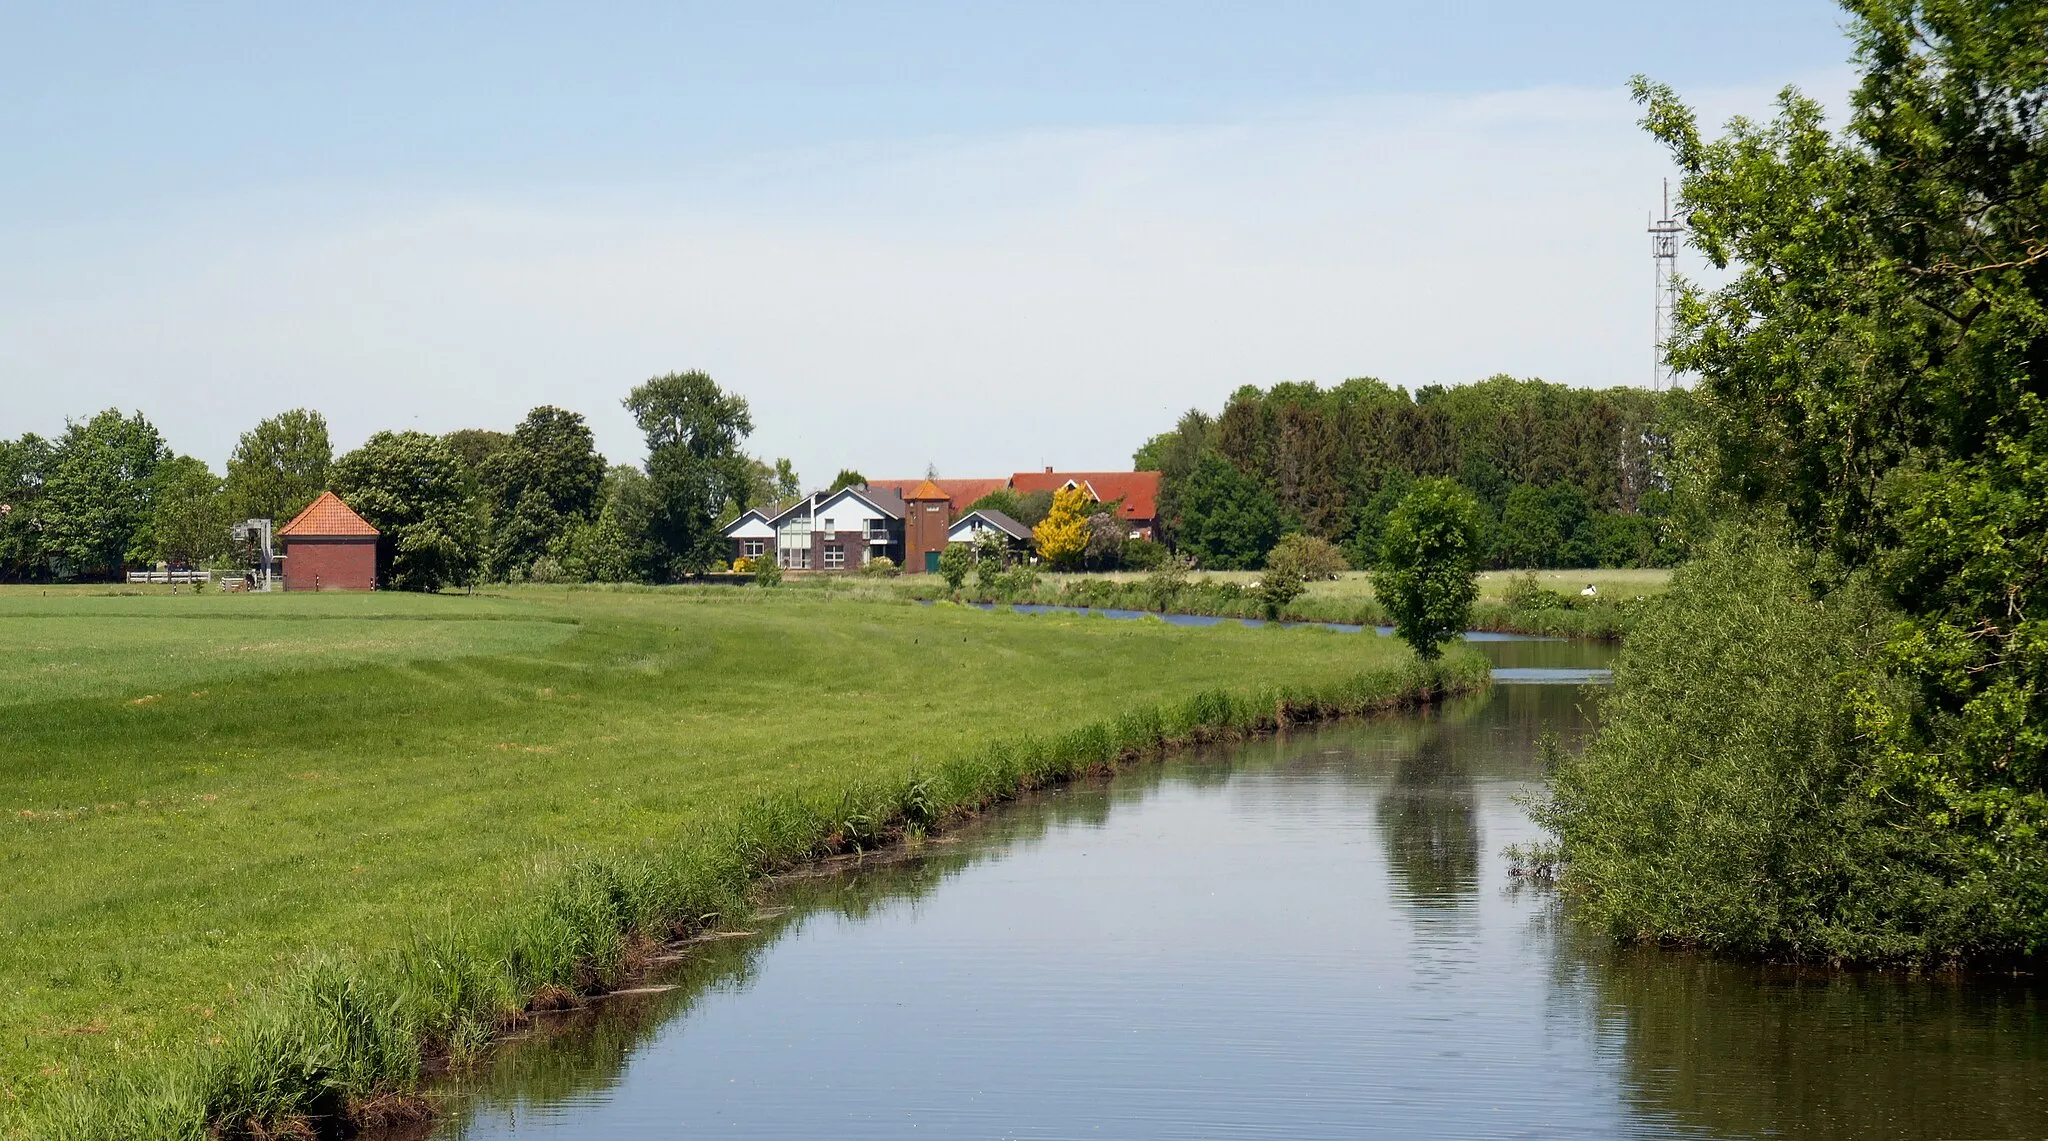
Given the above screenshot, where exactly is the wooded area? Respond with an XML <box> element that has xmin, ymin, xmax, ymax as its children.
<box><xmin>1137</xmin><ymin>375</ymin><xmax>1678</xmax><ymax>570</ymax></box>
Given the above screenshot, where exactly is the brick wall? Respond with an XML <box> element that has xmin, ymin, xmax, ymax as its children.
<box><xmin>281</xmin><ymin>537</ymin><xmax>378</xmax><ymax>591</ymax></box>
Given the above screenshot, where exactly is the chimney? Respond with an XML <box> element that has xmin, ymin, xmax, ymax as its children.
<box><xmin>1044</xmin><ymin>465</ymin><xmax>1053</xmax><ymax>473</ymax></box>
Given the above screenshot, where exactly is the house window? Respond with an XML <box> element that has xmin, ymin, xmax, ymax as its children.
<box><xmin>742</xmin><ymin>539</ymin><xmax>765</xmax><ymax>558</ymax></box>
<box><xmin>822</xmin><ymin>518</ymin><xmax>835</xmax><ymax>533</ymax></box>
<box><xmin>823</xmin><ymin>544</ymin><xmax>845</xmax><ymax>569</ymax></box>
<box><xmin>781</xmin><ymin>547</ymin><xmax>810</xmax><ymax>569</ymax></box>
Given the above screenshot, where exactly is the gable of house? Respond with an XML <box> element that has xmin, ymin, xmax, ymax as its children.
<box><xmin>948</xmin><ymin>509</ymin><xmax>1032</xmax><ymax>544</ymax></box>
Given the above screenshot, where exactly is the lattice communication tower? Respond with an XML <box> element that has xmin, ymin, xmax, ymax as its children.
<box><xmin>1648</xmin><ymin>180</ymin><xmax>1685</xmax><ymax>391</ymax></box>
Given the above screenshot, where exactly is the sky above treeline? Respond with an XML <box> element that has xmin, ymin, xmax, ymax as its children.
<box><xmin>2</xmin><ymin>2</ymin><xmax>1856</xmax><ymax>484</ymax></box>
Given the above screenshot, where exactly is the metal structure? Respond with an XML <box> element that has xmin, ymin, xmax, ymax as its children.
<box><xmin>1649</xmin><ymin>179</ymin><xmax>1686</xmax><ymax>391</ymax></box>
<box><xmin>232</xmin><ymin>518</ymin><xmax>277</xmax><ymax>591</ymax></box>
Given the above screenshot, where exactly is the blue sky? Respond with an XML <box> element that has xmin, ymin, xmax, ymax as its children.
<box><xmin>2</xmin><ymin>3</ymin><xmax>1857</xmax><ymax>482</ymax></box>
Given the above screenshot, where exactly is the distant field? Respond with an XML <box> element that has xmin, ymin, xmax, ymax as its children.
<box><xmin>0</xmin><ymin>584</ymin><xmax>1448</xmax><ymax>1129</ymax></box>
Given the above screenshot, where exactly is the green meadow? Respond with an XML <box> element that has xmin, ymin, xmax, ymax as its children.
<box><xmin>0</xmin><ymin>584</ymin><xmax>1471</xmax><ymax>1135</ymax></box>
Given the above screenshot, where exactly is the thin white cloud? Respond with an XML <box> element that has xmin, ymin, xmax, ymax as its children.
<box><xmin>0</xmin><ymin>72</ymin><xmax>1851</xmax><ymax>485</ymax></box>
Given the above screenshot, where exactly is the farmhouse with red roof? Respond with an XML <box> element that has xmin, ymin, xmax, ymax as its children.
<box><xmin>724</xmin><ymin>466</ymin><xmax>1163</xmax><ymax>574</ymax></box>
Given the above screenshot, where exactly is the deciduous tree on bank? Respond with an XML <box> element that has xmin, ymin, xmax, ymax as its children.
<box><xmin>1373</xmin><ymin>479</ymin><xmax>1483</xmax><ymax>661</ymax></box>
<box><xmin>1547</xmin><ymin>0</ymin><xmax>2048</xmax><ymax>962</ymax></box>
<box><xmin>625</xmin><ymin>371</ymin><xmax>756</xmax><ymax>579</ymax></box>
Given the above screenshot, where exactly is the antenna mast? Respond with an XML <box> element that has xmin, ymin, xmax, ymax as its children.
<box><xmin>1648</xmin><ymin>179</ymin><xmax>1685</xmax><ymax>391</ymax></box>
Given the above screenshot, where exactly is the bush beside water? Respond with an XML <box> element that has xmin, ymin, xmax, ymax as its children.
<box><xmin>1537</xmin><ymin>526</ymin><xmax>2048</xmax><ymax>965</ymax></box>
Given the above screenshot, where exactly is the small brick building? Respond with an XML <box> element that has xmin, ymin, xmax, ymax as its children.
<box><xmin>277</xmin><ymin>491</ymin><xmax>379</xmax><ymax>591</ymax></box>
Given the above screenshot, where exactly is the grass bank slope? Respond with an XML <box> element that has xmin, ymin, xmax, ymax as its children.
<box><xmin>0</xmin><ymin>586</ymin><xmax>1477</xmax><ymax>1136</ymax></box>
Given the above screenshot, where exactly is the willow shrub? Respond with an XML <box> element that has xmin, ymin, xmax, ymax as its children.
<box><xmin>1539</xmin><ymin>525</ymin><xmax>2048</xmax><ymax>964</ymax></box>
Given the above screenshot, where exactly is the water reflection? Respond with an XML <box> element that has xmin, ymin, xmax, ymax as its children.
<box><xmin>422</xmin><ymin>646</ymin><xmax>2048</xmax><ymax>1141</ymax></box>
<box><xmin>1376</xmin><ymin>733</ymin><xmax>1480</xmax><ymax>910</ymax></box>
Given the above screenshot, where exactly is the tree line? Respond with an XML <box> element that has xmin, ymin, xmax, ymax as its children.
<box><xmin>0</xmin><ymin>371</ymin><xmax>783</xmax><ymax>588</ymax></box>
<box><xmin>1135</xmin><ymin>375</ymin><xmax>1679</xmax><ymax>571</ymax></box>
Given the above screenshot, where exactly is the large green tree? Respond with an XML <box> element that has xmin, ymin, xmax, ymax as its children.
<box><xmin>1175</xmin><ymin>454</ymin><xmax>1283</xmax><ymax>570</ymax></box>
<box><xmin>132</xmin><ymin>455</ymin><xmax>227</xmax><ymax>567</ymax></box>
<box><xmin>477</xmin><ymin>406</ymin><xmax>607</xmax><ymax>579</ymax></box>
<box><xmin>330</xmin><ymin>431</ymin><xmax>475</xmax><ymax>591</ymax></box>
<box><xmin>1548</xmin><ymin>0</ymin><xmax>2048</xmax><ymax>962</ymax></box>
<box><xmin>0</xmin><ymin>434</ymin><xmax>53</xmax><ymax>581</ymax></box>
<box><xmin>1373</xmin><ymin>478</ymin><xmax>1483</xmax><ymax>661</ymax></box>
<box><xmin>223</xmin><ymin>409</ymin><xmax>331</xmax><ymax>524</ymax></box>
<box><xmin>40</xmin><ymin>409</ymin><xmax>166</xmax><ymax>578</ymax></box>
<box><xmin>624</xmin><ymin>371</ymin><xmax>755</xmax><ymax>578</ymax></box>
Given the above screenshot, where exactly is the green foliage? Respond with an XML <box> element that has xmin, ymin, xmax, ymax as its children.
<box><xmin>1265</xmin><ymin>533</ymin><xmax>1348</xmax><ymax>581</ymax></box>
<box><xmin>1533</xmin><ymin>528</ymin><xmax>2010</xmax><ymax>961</ymax></box>
<box><xmin>330</xmin><ymin>431</ymin><xmax>475</xmax><ymax>591</ymax></box>
<box><xmin>1559</xmin><ymin>1</ymin><xmax>2048</xmax><ymax>962</ymax></box>
<box><xmin>555</xmin><ymin>466</ymin><xmax>659</xmax><ymax>584</ymax></box>
<box><xmin>1500</xmin><ymin>570</ymin><xmax>1572</xmax><ymax>613</ymax></box>
<box><xmin>937</xmin><ymin>541</ymin><xmax>972</xmax><ymax>591</ymax></box>
<box><xmin>130</xmin><ymin>455</ymin><xmax>227</xmax><ymax>567</ymax></box>
<box><xmin>751</xmin><ymin>549</ymin><xmax>784</xmax><ymax>587</ymax></box>
<box><xmin>860</xmin><ymin>555</ymin><xmax>899</xmax><ymax>578</ymax></box>
<box><xmin>970</xmin><ymin>530</ymin><xmax>1010</xmax><ymax>579</ymax></box>
<box><xmin>1249</xmin><ymin>565</ymin><xmax>1306</xmax><ymax>619</ymax></box>
<box><xmin>0</xmin><ymin>434</ymin><xmax>54</xmax><ymax>581</ymax></box>
<box><xmin>625</xmin><ymin>371</ymin><xmax>755</xmax><ymax>579</ymax></box>
<box><xmin>1176</xmin><ymin>454</ymin><xmax>1282</xmax><ymax>570</ymax></box>
<box><xmin>478</xmin><ymin>406</ymin><xmax>607</xmax><ymax>580</ymax></box>
<box><xmin>41</xmin><ymin>409</ymin><xmax>167</xmax><ymax>579</ymax></box>
<box><xmin>827</xmin><ymin>469</ymin><xmax>866</xmax><ymax>493</ymax></box>
<box><xmin>1118</xmin><ymin>537</ymin><xmax>1167</xmax><ymax>569</ymax></box>
<box><xmin>1166</xmin><ymin>376</ymin><xmax>1675</xmax><ymax>569</ymax></box>
<box><xmin>222</xmin><ymin>409</ymin><xmax>331</xmax><ymax>526</ymax></box>
<box><xmin>1374</xmin><ymin>479</ymin><xmax>1483</xmax><ymax>661</ymax></box>
<box><xmin>1134</xmin><ymin>409</ymin><xmax>1215</xmax><ymax>549</ymax></box>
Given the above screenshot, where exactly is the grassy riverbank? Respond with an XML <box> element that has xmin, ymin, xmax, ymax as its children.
<box><xmin>0</xmin><ymin>585</ymin><xmax>1483</xmax><ymax>1137</ymax></box>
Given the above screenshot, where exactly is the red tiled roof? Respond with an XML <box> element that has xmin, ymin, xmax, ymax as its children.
<box><xmin>277</xmin><ymin>491</ymin><xmax>379</xmax><ymax>537</ymax></box>
<box><xmin>867</xmin><ymin>478</ymin><xmax>1009</xmax><ymax>512</ymax></box>
<box><xmin>904</xmin><ymin>479</ymin><xmax>949</xmax><ymax>501</ymax></box>
<box><xmin>1008</xmin><ymin>471</ymin><xmax>1161</xmax><ymax>522</ymax></box>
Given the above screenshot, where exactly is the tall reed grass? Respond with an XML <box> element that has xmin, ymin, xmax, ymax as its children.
<box><xmin>32</xmin><ymin>653</ymin><xmax>1485</xmax><ymax>1140</ymax></box>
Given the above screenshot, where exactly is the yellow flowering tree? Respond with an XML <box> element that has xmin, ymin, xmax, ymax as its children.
<box><xmin>1033</xmin><ymin>485</ymin><xmax>1093</xmax><ymax>569</ymax></box>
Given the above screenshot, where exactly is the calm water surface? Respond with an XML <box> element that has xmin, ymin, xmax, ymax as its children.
<box><xmin>429</xmin><ymin>640</ymin><xmax>2048</xmax><ymax>1140</ymax></box>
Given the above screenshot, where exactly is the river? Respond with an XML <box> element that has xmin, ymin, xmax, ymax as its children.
<box><xmin>422</xmin><ymin>638</ymin><xmax>2048</xmax><ymax>1140</ymax></box>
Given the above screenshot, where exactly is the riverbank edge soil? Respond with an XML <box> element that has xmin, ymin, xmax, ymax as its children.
<box><xmin>35</xmin><ymin>650</ymin><xmax>1489</xmax><ymax>1140</ymax></box>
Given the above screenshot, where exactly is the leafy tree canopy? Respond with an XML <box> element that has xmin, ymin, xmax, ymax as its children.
<box><xmin>330</xmin><ymin>431</ymin><xmax>475</xmax><ymax>591</ymax></box>
<box><xmin>1374</xmin><ymin>478</ymin><xmax>1483</xmax><ymax>661</ymax></box>
<box><xmin>1175</xmin><ymin>454</ymin><xmax>1282</xmax><ymax>570</ymax></box>
<box><xmin>223</xmin><ymin>409</ymin><xmax>330</xmax><ymax>525</ymax></box>
<box><xmin>42</xmin><ymin>409</ymin><xmax>166</xmax><ymax>578</ymax></box>
<box><xmin>625</xmin><ymin>371</ymin><xmax>755</xmax><ymax>578</ymax></box>
<box><xmin>827</xmin><ymin>469</ymin><xmax>867</xmax><ymax>493</ymax></box>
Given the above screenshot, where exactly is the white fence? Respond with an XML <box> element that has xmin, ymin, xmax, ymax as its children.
<box><xmin>125</xmin><ymin>570</ymin><xmax>214</xmax><ymax>585</ymax></box>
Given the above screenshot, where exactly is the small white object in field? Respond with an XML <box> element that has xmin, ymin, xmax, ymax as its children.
<box><xmin>1581</xmin><ymin>584</ymin><xmax>1599</xmax><ymax>597</ymax></box>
